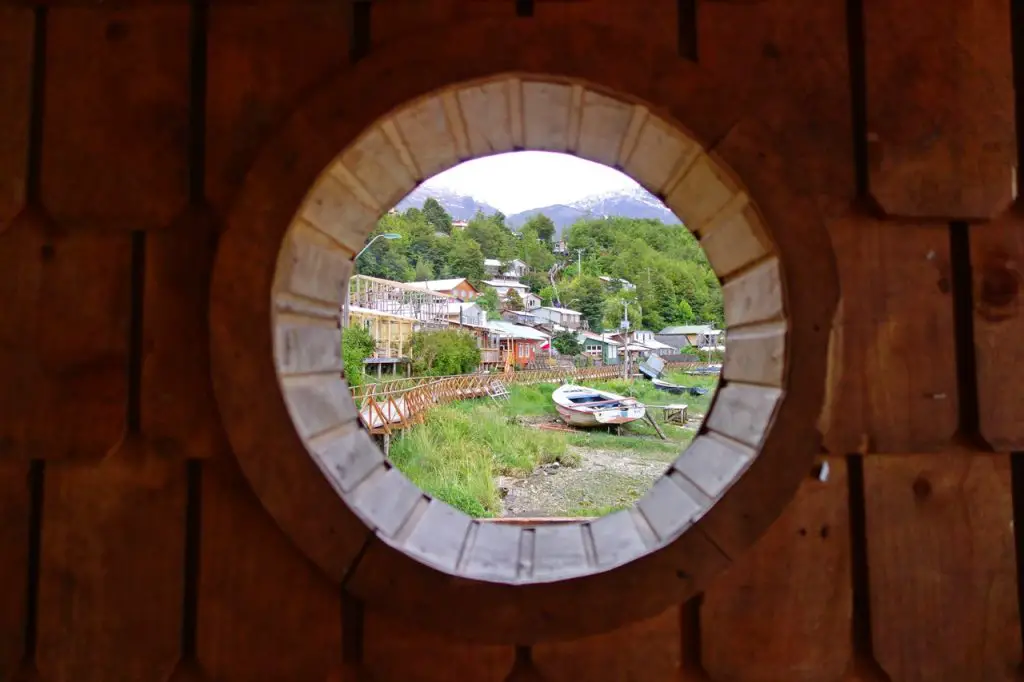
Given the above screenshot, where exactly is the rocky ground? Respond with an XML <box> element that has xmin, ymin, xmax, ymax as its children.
<box><xmin>498</xmin><ymin>443</ymin><xmax>682</xmax><ymax>517</ymax></box>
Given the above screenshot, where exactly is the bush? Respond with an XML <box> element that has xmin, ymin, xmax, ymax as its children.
<box><xmin>681</xmin><ymin>345</ymin><xmax>725</xmax><ymax>363</ymax></box>
<box><xmin>342</xmin><ymin>325</ymin><xmax>375</xmax><ymax>388</ymax></box>
<box><xmin>410</xmin><ymin>330</ymin><xmax>482</xmax><ymax>376</ymax></box>
<box><xmin>551</xmin><ymin>330</ymin><xmax>582</xmax><ymax>356</ymax></box>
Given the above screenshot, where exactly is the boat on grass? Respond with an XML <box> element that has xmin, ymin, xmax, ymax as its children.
<box><xmin>551</xmin><ymin>384</ymin><xmax>647</xmax><ymax>428</ymax></box>
<box><xmin>651</xmin><ymin>378</ymin><xmax>687</xmax><ymax>395</ymax></box>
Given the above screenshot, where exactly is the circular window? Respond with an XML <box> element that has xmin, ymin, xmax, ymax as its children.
<box><xmin>210</xmin><ymin>20</ymin><xmax>836</xmax><ymax>644</ymax></box>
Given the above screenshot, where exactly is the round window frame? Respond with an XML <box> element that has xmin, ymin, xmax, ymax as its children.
<box><xmin>210</xmin><ymin>17</ymin><xmax>837</xmax><ymax>645</ymax></box>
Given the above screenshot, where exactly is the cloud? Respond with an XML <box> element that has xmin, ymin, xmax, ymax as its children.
<box><xmin>422</xmin><ymin>151</ymin><xmax>640</xmax><ymax>214</ymax></box>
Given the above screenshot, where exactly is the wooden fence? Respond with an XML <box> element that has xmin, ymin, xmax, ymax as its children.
<box><xmin>353</xmin><ymin>363</ymin><xmax>701</xmax><ymax>435</ymax></box>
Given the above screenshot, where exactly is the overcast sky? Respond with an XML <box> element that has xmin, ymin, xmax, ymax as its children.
<box><xmin>421</xmin><ymin>151</ymin><xmax>640</xmax><ymax>214</ymax></box>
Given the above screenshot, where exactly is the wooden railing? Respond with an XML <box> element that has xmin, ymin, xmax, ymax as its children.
<box><xmin>352</xmin><ymin>362</ymin><xmax>701</xmax><ymax>435</ymax></box>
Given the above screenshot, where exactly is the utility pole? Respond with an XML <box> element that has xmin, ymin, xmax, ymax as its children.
<box><xmin>576</xmin><ymin>249</ymin><xmax>584</xmax><ymax>278</ymax></box>
<box><xmin>620</xmin><ymin>302</ymin><xmax>631</xmax><ymax>379</ymax></box>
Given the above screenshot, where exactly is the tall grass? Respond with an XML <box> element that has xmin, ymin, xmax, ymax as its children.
<box><xmin>388</xmin><ymin>404</ymin><xmax>571</xmax><ymax>517</ymax></box>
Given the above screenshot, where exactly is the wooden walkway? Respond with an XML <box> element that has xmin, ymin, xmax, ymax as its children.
<box><xmin>352</xmin><ymin>363</ymin><xmax>699</xmax><ymax>435</ymax></box>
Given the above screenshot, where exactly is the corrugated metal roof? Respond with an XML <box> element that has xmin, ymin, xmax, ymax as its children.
<box><xmin>409</xmin><ymin>278</ymin><xmax>471</xmax><ymax>291</ymax></box>
<box><xmin>659</xmin><ymin>324</ymin><xmax>720</xmax><ymax>335</ymax></box>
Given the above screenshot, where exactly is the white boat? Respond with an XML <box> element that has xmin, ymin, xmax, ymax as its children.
<box><xmin>551</xmin><ymin>384</ymin><xmax>647</xmax><ymax>428</ymax></box>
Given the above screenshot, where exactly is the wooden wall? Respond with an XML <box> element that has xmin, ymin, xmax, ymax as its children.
<box><xmin>1</xmin><ymin>1</ymin><xmax>1022</xmax><ymax>680</ymax></box>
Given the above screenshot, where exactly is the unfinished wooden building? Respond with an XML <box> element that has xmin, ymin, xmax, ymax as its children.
<box><xmin>0</xmin><ymin>2</ymin><xmax>1022</xmax><ymax>681</ymax></box>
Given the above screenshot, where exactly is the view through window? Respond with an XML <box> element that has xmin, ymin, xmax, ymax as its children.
<box><xmin>343</xmin><ymin>151</ymin><xmax>723</xmax><ymax>519</ymax></box>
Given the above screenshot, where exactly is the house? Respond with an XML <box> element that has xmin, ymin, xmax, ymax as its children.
<box><xmin>553</xmin><ymin>240</ymin><xmax>568</xmax><ymax>255</ymax></box>
<box><xmin>483</xmin><ymin>279</ymin><xmax>531</xmax><ymax>299</ymax></box>
<box><xmin>598</xmin><ymin>275</ymin><xmax>636</xmax><ymax>291</ymax></box>
<box><xmin>410</xmin><ymin>277</ymin><xmax>480</xmax><ymax>301</ymax></box>
<box><xmin>502</xmin><ymin>310</ymin><xmax>538</xmax><ymax>326</ymax></box>
<box><xmin>445</xmin><ymin>300</ymin><xmax>487</xmax><ymax>327</ymax></box>
<box><xmin>486</xmin><ymin>320</ymin><xmax>551</xmax><ymax>368</ymax></box>
<box><xmin>578</xmin><ymin>331</ymin><xmax>619</xmax><ymax>365</ymax></box>
<box><xmin>345</xmin><ymin>306</ymin><xmax>418</xmax><ymax>377</ymax></box>
<box><xmin>483</xmin><ymin>258</ymin><xmax>529</xmax><ymax>278</ymax></box>
<box><xmin>452</xmin><ymin>219</ymin><xmax>469</xmax><ymax>230</ymax></box>
<box><xmin>655</xmin><ymin>324</ymin><xmax>724</xmax><ymax>352</ymax></box>
<box><xmin>522</xmin><ymin>291</ymin><xmax>542</xmax><ymax>311</ymax></box>
<box><xmin>534</xmin><ymin>306</ymin><xmax>583</xmax><ymax>330</ymax></box>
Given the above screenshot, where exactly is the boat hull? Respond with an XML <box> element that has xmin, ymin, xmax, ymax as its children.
<box><xmin>552</xmin><ymin>384</ymin><xmax>647</xmax><ymax>428</ymax></box>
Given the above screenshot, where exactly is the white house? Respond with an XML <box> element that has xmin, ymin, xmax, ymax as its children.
<box><xmin>446</xmin><ymin>301</ymin><xmax>486</xmax><ymax>327</ymax></box>
<box><xmin>534</xmin><ymin>306</ymin><xmax>583</xmax><ymax>330</ymax></box>
<box><xmin>522</xmin><ymin>292</ymin><xmax>542</xmax><ymax>311</ymax></box>
<box><xmin>655</xmin><ymin>325</ymin><xmax>724</xmax><ymax>352</ymax></box>
<box><xmin>483</xmin><ymin>258</ymin><xmax>529</xmax><ymax>278</ymax></box>
<box><xmin>483</xmin><ymin>279</ymin><xmax>531</xmax><ymax>299</ymax></box>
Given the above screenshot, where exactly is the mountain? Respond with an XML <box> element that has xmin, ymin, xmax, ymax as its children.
<box><xmin>507</xmin><ymin>187</ymin><xmax>681</xmax><ymax>236</ymax></box>
<box><xmin>393</xmin><ymin>184</ymin><xmax>682</xmax><ymax>236</ymax></box>
<box><xmin>395</xmin><ymin>186</ymin><xmax>501</xmax><ymax>221</ymax></box>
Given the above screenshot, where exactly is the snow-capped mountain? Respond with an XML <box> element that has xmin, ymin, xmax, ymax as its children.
<box><xmin>508</xmin><ymin>186</ymin><xmax>681</xmax><ymax>235</ymax></box>
<box><xmin>394</xmin><ymin>186</ymin><xmax>501</xmax><ymax>221</ymax></box>
<box><xmin>393</xmin><ymin>185</ymin><xmax>681</xmax><ymax>236</ymax></box>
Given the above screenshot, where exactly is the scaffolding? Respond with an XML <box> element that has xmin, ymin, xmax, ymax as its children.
<box><xmin>345</xmin><ymin>275</ymin><xmax>452</xmax><ymax>328</ymax></box>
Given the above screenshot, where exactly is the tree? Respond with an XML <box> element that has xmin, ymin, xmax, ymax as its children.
<box><xmin>409</xmin><ymin>330</ymin><xmax>481</xmax><ymax>376</ymax></box>
<box><xmin>518</xmin><ymin>225</ymin><xmax>555</xmax><ymax>272</ymax></box>
<box><xmin>446</xmin><ymin>232</ymin><xmax>486</xmax><ymax>286</ymax></box>
<box><xmin>521</xmin><ymin>272</ymin><xmax>548</xmax><ymax>294</ymax></box>
<box><xmin>476</xmin><ymin>286</ymin><xmax>502</xmax><ymax>320</ymax></box>
<box><xmin>563</xmin><ymin>275</ymin><xmax>607</xmax><ymax>332</ymax></box>
<box><xmin>551</xmin><ymin>330</ymin><xmax>582</xmax><ymax>356</ymax></box>
<box><xmin>342</xmin><ymin>325</ymin><xmax>376</xmax><ymax>388</ymax></box>
<box><xmin>414</xmin><ymin>258</ymin><xmax>435</xmax><ymax>281</ymax></box>
<box><xmin>466</xmin><ymin>210</ymin><xmax>514</xmax><ymax>259</ymax></box>
<box><xmin>538</xmin><ymin>286</ymin><xmax>556</xmax><ymax>307</ymax></box>
<box><xmin>525</xmin><ymin>213</ymin><xmax>556</xmax><ymax>243</ymax></box>
<box><xmin>503</xmin><ymin>289</ymin><xmax>524</xmax><ymax>311</ymax></box>
<box><xmin>422</xmin><ymin>198</ymin><xmax>453</xmax><ymax>234</ymax></box>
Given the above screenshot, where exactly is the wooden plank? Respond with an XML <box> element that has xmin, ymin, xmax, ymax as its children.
<box><xmin>823</xmin><ymin>217</ymin><xmax>958</xmax><ymax>454</ymax></box>
<box><xmin>533</xmin><ymin>607</ymin><xmax>681</xmax><ymax>682</ymax></box>
<box><xmin>205</xmin><ymin>3</ymin><xmax>350</xmax><ymax>211</ymax></box>
<box><xmin>864</xmin><ymin>1</ymin><xmax>1015</xmax><ymax>220</ymax></box>
<box><xmin>0</xmin><ymin>460</ymin><xmax>30</xmax><ymax>682</ymax></box>
<box><xmin>363</xmin><ymin>608</ymin><xmax>513</xmax><ymax>682</ymax></box>
<box><xmin>41</xmin><ymin>7</ymin><xmax>191</xmax><ymax>231</ymax></box>
<box><xmin>35</xmin><ymin>440</ymin><xmax>186</xmax><ymax>682</ymax></box>
<box><xmin>0</xmin><ymin>7</ymin><xmax>32</xmax><ymax>231</ymax></box>
<box><xmin>699</xmin><ymin>0</ymin><xmax>854</xmax><ymax>219</ymax></box>
<box><xmin>970</xmin><ymin>211</ymin><xmax>1024</xmax><ymax>451</ymax></box>
<box><xmin>701</xmin><ymin>457</ymin><xmax>850</xmax><ymax>682</ymax></box>
<box><xmin>864</xmin><ymin>454</ymin><xmax>1021</xmax><ymax>682</ymax></box>
<box><xmin>370</xmin><ymin>1</ymin><xmax>510</xmax><ymax>48</ymax></box>
<box><xmin>196</xmin><ymin>454</ymin><xmax>343</xmax><ymax>682</ymax></box>
<box><xmin>0</xmin><ymin>224</ymin><xmax>132</xmax><ymax>461</ymax></box>
<box><xmin>534</xmin><ymin>0</ymin><xmax>678</xmax><ymax>52</ymax></box>
<box><xmin>141</xmin><ymin>209</ymin><xmax>228</xmax><ymax>459</ymax></box>
<box><xmin>0</xmin><ymin>212</ymin><xmax>45</xmax><ymax>457</ymax></box>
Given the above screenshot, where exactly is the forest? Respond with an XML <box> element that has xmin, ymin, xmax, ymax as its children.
<box><xmin>355</xmin><ymin>197</ymin><xmax>723</xmax><ymax>332</ymax></box>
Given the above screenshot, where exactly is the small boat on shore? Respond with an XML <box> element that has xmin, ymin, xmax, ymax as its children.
<box><xmin>551</xmin><ymin>384</ymin><xmax>647</xmax><ymax>428</ymax></box>
<box><xmin>651</xmin><ymin>378</ymin><xmax>687</xmax><ymax>395</ymax></box>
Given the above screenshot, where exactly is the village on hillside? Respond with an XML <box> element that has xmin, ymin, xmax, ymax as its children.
<box><xmin>340</xmin><ymin>189</ymin><xmax>726</xmax><ymax>518</ymax></box>
<box><xmin>344</xmin><ymin>265</ymin><xmax>723</xmax><ymax>380</ymax></box>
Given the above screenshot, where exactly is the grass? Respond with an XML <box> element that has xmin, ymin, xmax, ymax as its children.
<box><xmin>387</xmin><ymin>371</ymin><xmax>720</xmax><ymax>518</ymax></box>
<box><xmin>388</xmin><ymin>403</ymin><xmax>573</xmax><ymax>517</ymax></box>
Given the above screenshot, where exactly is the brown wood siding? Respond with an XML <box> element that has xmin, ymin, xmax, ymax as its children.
<box><xmin>0</xmin><ymin>2</ymin><xmax>1020</xmax><ymax>680</ymax></box>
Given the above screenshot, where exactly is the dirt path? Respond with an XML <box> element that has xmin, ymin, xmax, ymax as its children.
<box><xmin>498</xmin><ymin>445</ymin><xmax>679</xmax><ymax>517</ymax></box>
